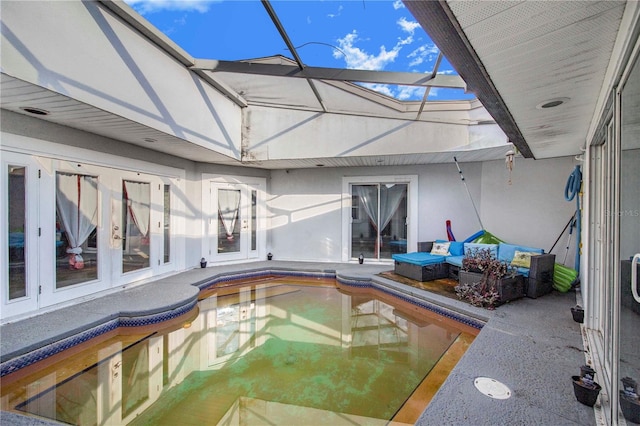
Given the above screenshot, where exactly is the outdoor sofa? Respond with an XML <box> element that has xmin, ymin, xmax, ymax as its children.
<box><xmin>392</xmin><ymin>240</ymin><xmax>556</xmax><ymax>299</ymax></box>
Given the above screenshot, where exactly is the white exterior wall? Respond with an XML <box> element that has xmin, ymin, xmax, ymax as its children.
<box><xmin>1</xmin><ymin>1</ymin><xmax>242</xmax><ymax>157</ymax></box>
<box><xmin>480</xmin><ymin>156</ymin><xmax>578</xmax><ymax>259</ymax></box>
<box><xmin>267</xmin><ymin>158</ymin><xmax>576</xmax><ymax>262</ymax></box>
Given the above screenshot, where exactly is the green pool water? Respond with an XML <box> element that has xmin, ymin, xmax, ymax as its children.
<box><xmin>10</xmin><ymin>280</ymin><xmax>469</xmax><ymax>425</ymax></box>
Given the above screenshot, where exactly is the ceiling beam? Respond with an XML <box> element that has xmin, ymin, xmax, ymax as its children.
<box><xmin>192</xmin><ymin>59</ymin><xmax>467</xmax><ymax>89</ymax></box>
<box><xmin>403</xmin><ymin>0</ymin><xmax>533</xmax><ymax>158</ymax></box>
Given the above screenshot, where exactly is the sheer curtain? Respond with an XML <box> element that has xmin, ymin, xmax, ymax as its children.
<box><xmin>218</xmin><ymin>189</ymin><xmax>241</xmax><ymax>240</ymax></box>
<box><xmin>123</xmin><ymin>181</ymin><xmax>150</xmax><ymax>238</ymax></box>
<box><xmin>355</xmin><ymin>185</ymin><xmax>380</xmax><ymax>254</ymax></box>
<box><xmin>379</xmin><ymin>184</ymin><xmax>406</xmax><ymax>235</ymax></box>
<box><xmin>56</xmin><ymin>173</ymin><xmax>98</xmax><ymax>268</ymax></box>
<box><xmin>355</xmin><ymin>184</ymin><xmax>406</xmax><ymax>257</ymax></box>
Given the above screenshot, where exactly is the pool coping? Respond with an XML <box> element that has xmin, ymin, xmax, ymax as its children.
<box><xmin>0</xmin><ymin>262</ymin><xmax>485</xmax><ymax>376</ymax></box>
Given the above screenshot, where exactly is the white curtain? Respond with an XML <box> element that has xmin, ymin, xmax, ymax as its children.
<box><xmin>380</xmin><ymin>184</ymin><xmax>406</xmax><ymax>234</ymax></box>
<box><xmin>123</xmin><ymin>181</ymin><xmax>150</xmax><ymax>237</ymax></box>
<box><xmin>56</xmin><ymin>173</ymin><xmax>98</xmax><ymax>257</ymax></box>
<box><xmin>355</xmin><ymin>184</ymin><xmax>406</xmax><ymax>254</ymax></box>
<box><xmin>218</xmin><ymin>189</ymin><xmax>240</xmax><ymax>239</ymax></box>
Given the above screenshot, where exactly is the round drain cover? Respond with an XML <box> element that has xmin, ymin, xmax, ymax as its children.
<box><xmin>474</xmin><ymin>377</ymin><xmax>512</xmax><ymax>399</ymax></box>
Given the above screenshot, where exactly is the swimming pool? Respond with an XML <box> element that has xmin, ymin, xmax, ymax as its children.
<box><xmin>1</xmin><ymin>277</ymin><xmax>477</xmax><ymax>425</ymax></box>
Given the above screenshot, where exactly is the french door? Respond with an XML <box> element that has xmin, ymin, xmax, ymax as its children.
<box><xmin>110</xmin><ymin>171</ymin><xmax>170</xmax><ymax>285</ymax></box>
<box><xmin>205</xmin><ymin>177</ymin><xmax>264</xmax><ymax>263</ymax></box>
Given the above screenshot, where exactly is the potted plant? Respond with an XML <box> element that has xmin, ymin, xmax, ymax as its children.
<box><xmin>572</xmin><ymin>365</ymin><xmax>601</xmax><ymax>407</ymax></box>
<box><xmin>455</xmin><ymin>248</ymin><xmax>524</xmax><ymax>308</ymax></box>
<box><xmin>620</xmin><ymin>377</ymin><xmax>640</xmax><ymax>423</ymax></box>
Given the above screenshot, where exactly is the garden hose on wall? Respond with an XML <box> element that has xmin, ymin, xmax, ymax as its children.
<box><xmin>564</xmin><ymin>165</ymin><xmax>582</xmax><ymax>273</ymax></box>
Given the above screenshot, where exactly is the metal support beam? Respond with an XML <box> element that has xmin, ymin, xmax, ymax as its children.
<box><xmin>192</xmin><ymin>59</ymin><xmax>467</xmax><ymax>89</ymax></box>
<box><xmin>261</xmin><ymin>0</ymin><xmax>327</xmax><ymax>112</ymax></box>
<box><xmin>416</xmin><ymin>52</ymin><xmax>444</xmax><ymax>120</ymax></box>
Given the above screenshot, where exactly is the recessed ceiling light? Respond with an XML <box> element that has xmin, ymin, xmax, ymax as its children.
<box><xmin>316</xmin><ymin>164</ymin><xmax>325</xmax><ymax>167</ymax></box>
<box><xmin>536</xmin><ymin>97</ymin><xmax>570</xmax><ymax>110</ymax></box>
<box><xmin>143</xmin><ymin>138</ymin><xmax>157</xmax><ymax>143</ymax></box>
<box><xmin>20</xmin><ymin>107</ymin><xmax>50</xmax><ymax>116</ymax></box>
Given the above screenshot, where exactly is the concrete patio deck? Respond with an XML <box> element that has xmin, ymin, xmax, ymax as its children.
<box><xmin>0</xmin><ymin>261</ymin><xmax>599</xmax><ymax>425</ymax></box>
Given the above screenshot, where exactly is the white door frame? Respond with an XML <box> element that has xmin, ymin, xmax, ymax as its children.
<box><xmin>202</xmin><ymin>174</ymin><xmax>266</xmax><ymax>264</ymax></box>
<box><xmin>1</xmin><ymin>151</ymin><xmax>40</xmax><ymax>317</ymax></box>
<box><xmin>341</xmin><ymin>175</ymin><xmax>418</xmax><ymax>262</ymax></box>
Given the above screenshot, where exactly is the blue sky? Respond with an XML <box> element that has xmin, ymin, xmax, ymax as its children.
<box><xmin>124</xmin><ymin>0</ymin><xmax>473</xmax><ymax>101</ymax></box>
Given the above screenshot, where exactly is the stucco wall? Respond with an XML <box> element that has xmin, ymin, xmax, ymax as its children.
<box><xmin>480</xmin><ymin>156</ymin><xmax>579</xmax><ymax>262</ymax></box>
<box><xmin>267</xmin><ymin>157</ymin><xmax>577</xmax><ymax>263</ymax></box>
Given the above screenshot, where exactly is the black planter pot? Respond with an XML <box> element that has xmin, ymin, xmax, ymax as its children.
<box><xmin>572</xmin><ymin>376</ymin><xmax>601</xmax><ymax>407</ymax></box>
<box><xmin>620</xmin><ymin>392</ymin><xmax>640</xmax><ymax>424</ymax></box>
<box><xmin>571</xmin><ymin>306</ymin><xmax>584</xmax><ymax>323</ymax></box>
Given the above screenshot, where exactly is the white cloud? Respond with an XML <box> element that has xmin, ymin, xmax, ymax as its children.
<box><xmin>397</xmin><ymin>17</ymin><xmax>420</xmax><ymax>35</ymax></box>
<box><xmin>334</xmin><ymin>30</ymin><xmax>401</xmax><ymax>71</ymax></box>
<box><xmin>124</xmin><ymin>0</ymin><xmax>217</xmax><ymax>14</ymax></box>
<box><xmin>360</xmin><ymin>83</ymin><xmax>395</xmax><ymax>98</ymax></box>
<box><xmin>407</xmin><ymin>44</ymin><xmax>439</xmax><ymax>67</ymax></box>
<box><xmin>396</xmin><ymin>86</ymin><xmax>426</xmax><ymax>101</ymax></box>
<box><xmin>393</xmin><ymin>0</ymin><xmax>405</xmax><ymax>10</ymax></box>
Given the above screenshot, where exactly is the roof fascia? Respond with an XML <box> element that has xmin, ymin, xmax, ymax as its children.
<box><xmin>403</xmin><ymin>0</ymin><xmax>533</xmax><ymax>158</ymax></box>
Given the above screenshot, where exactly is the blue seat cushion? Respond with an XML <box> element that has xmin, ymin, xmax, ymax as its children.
<box><xmin>498</xmin><ymin>243</ymin><xmax>544</xmax><ymax>263</ymax></box>
<box><xmin>445</xmin><ymin>255</ymin><xmax>464</xmax><ymax>267</ymax></box>
<box><xmin>392</xmin><ymin>252</ymin><xmax>446</xmax><ymax>266</ymax></box>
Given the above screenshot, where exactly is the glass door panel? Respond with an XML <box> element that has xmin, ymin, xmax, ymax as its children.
<box><xmin>2</xmin><ymin>153</ymin><xmax>39</xmax><ymax>318</ymax></box>
<box><xmin>618</xmin><ymin>52</ymin><xmax>640</xmax><ymax>425</ymax></box>
<box><xmin>210</xmin><ymin>182</ymin><xmax>262</xmax><ymax>262</ymax></box>
<box><xmin>122</xmin><ymin>180</ymin><xmax>150</xmax><ymax>273</ymax></box>
<box><xmin>8</xmin><ymin>165</ymin><xmax>27</xmax><ymax>300</ymax></box>
<box><xmin>217</xmin><ymin>188</ymin><xmax>241</xmax><ymax>254</ymax></box>
<box><xmin>163</xmin><ymin>184</ymin><xmax>171</xmax><ymax>264</ymax></box>
<box><xmin>55</xmin><ymin>172</ymin><xmax>99</xmax><ymax>288</ymax></box>
<box><xmin>351</xmin><ymin>183</ymin><xmax>408</xmax><ymax>261</ymax></box>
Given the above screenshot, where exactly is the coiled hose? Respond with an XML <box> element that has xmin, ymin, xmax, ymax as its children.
<box><xmin>564</xmin><ymin>165</ymin><xmax>582</xmax><ymax>272</ymax></box>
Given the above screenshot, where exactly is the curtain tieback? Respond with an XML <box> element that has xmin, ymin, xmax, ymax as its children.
<box><xmin>66</xmin><ymin>247</ymin><xmax>83</xmax><ymax>255</ymax></box>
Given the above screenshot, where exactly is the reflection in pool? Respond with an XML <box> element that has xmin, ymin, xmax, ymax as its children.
<box><xmin>2</xmin><ymin>278</ymin><xmax>477</xmax><ymax>425</ymax></box>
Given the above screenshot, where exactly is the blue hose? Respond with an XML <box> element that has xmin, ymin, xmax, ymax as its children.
<box><xmin>564</xmin><ymin>166</ymin><xmax>582</xmax><ymax>272</ymax></box>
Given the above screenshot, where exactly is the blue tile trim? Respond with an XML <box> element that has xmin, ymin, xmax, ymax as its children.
<box><xmin>0</xmin><ymin>299</ymin><xmax>197</xmax><ymax>377</ymax></box>
<box><xmin>197</xmin><ymin>269</ymin><xmax>335</xmax><ymax>290</ymax></box>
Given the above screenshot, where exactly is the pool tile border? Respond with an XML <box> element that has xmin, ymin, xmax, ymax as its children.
<box><xmin>1</xmin><ymin>268</ymin><xmax>482</xmax><ymax>377</ymax></box>
<box><xmin>0</xmin><ymin>299</ymin><xmax>197</xmax><ymax>377</ymax></box>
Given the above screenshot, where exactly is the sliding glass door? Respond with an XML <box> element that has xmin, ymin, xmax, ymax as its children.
<box><xmin>617</xmin><ymin>47</ymin><xmax>639</xmax><ymax>426</ymax></box>
<box><xmin>351</xmin><ymin>183</ymin><xmax>408</xmax><ymax>261</ymax></box>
